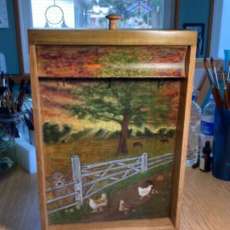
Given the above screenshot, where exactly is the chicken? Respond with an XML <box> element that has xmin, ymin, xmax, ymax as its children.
<box><xmin>138</xmin><ymin>180</ymin><xmax>157</xmax><ymax>199</ymax></box>
<box><xmin>89</xmin><ymin>193</ymin><xmax>108</xmax><ymax>213</ymax></box>
<box><xmin>69</xmin><ymin>208</ymin><xmax>74</xmax><ymax>213</ymax></box>
<box><xmin>138</xmin><ymin>185</ymin><xmax>153</xmax><ymax>199</ymax></box>
<box><xmin>118</xmin><ymin>200</ymin><xmax>135</xmax><ymax>215</ymax></box>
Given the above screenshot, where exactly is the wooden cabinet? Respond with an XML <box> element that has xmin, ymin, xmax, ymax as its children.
<box><xmin>29</xmin><ymin>29</ymin><xmax>197</xmax><ymax>230</ymax></box>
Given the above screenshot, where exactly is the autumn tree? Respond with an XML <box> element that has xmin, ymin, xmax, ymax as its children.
<box><xmin>69</xmin><ymin>80</ymin><xmax>166</xmax><ymax>155</ymax></box>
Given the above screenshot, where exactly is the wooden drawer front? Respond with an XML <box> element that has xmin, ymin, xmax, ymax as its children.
<box><xmin>37</xmin><ymin>45</ymin><xmax>187</xmax><ymax>79</ymax></box>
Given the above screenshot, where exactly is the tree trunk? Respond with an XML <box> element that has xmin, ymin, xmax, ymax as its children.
<box><xmin>117</xmin><ymin>113</ymin><xmax>129</xmax><ymax>155</ymax></box>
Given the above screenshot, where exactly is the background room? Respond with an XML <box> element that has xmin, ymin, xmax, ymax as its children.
<box><xmin>0</xmin><ymin>1</ymin><xmax>230</xmax><ymax>230</ymax></box>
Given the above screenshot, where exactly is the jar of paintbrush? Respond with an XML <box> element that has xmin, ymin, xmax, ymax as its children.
<box><xmin>0</xmin><ymin>72</ymin><xmax>28</xmax><ymax>164</ymax></box>
<box><xmin>204</xmin><ymin>58</ymin><xmax>230</xmax><ymax>181</ymax></box>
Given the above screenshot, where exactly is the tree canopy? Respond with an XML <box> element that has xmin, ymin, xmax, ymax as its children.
<box><xmin>70</xmin><ymin>81</ymin><xmax>159</xmax><ymax>125</ymax></box>
<box><xmin>69</xmin><ymin>80</ymin><xmax>170</xmax><ymax>154</ymax></box>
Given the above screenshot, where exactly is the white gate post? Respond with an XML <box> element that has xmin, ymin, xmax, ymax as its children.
<box><xmin>141</xmin><ymin>152</ymin><xmax>148</xmax><ymax>172</ymax></box>
<box><xmin>71</xmin><ymin>155</ymin><xmax>83</xmax><ymax>206</ymax></box>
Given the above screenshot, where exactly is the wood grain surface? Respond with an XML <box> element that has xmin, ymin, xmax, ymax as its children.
<box><xmin>29</xmin><ymin>30</ymin><xmax>197</xmax><ymax>46</ymax></box>
<box><xmin>181</xmin><ymin>168</ymin><xmax>230</xmax><ymax>230</ymax></box>
<box><xmin>1</xmin><ymin>167</ymin><xmax>230</xmax><ymax>230</ymax></box>
<box><xmin>0</xmin><ymin>167</ymin><xmax>41</xmax><ymax>230</ymax></box>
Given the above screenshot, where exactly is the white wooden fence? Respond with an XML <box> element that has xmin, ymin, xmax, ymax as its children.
<box><xmin>47</xmin><ymin>152</ymin><xmax>174</xmax><ymax>214</ymax></box>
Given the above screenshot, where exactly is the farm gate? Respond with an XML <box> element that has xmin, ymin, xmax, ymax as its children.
<box><xmin>47</xmin><ymin>152</ymin><xmax>174</xmax><ymax>214</ymax></box>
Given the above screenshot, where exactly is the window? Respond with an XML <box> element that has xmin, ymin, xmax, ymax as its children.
<box><xmin>31</xmin><ymin>0</ymin><xmax>75</xmax><ymax>28</ymax></box>
<box><xmin>76</xmin><ymin>0</ymin><xmax>165</xmax><ymax>29</ymax></box>
<box><xmin>30</xmin><ymin>0</ymin><xmax>172</xmax><ymax>29</ymax></box>
<box><xmin>19</xmin><ymin>0</ymin><xmax>174</xmax><ymax>73</ymax></box>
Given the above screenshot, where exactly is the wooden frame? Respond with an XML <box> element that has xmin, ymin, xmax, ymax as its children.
<box><xmin>174</xmin><ymin>0</ymin><xmax>180</xmax><ymax>29</ymax></box>
<box><xmin>13</xmin><ymin>0</ymin><xmax>24</xmax><ymax>75</ymax></box>
<box><xmin>206</xmin><ymin>0</ymin><xmax>214</xmax><ymax>57</ymax></box>
<box><xmin>29</xmin><ymin>30</ymin><xmax>196</xmax><ymax>230</ymax></box>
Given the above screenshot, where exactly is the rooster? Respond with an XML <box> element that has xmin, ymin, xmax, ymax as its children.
<box><xmin>89</xmin><ymin>193</ymin><xmax>108</xmax><ymax>213</ymax></box>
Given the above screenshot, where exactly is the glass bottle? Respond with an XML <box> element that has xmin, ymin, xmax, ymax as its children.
<box><xmin>187</xmin><ymin>91</ymin><xmax>201</xmax><ymax>167</ymax></box>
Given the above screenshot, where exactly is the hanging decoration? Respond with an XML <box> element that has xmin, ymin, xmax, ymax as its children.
<box><xmin>126</xmin><ymin>0</ymin><xmax>152</xmax><ymax>16</ymax></box>
<box><xmin>44</xmin><ymin>0</ymin><xmax>67</xmax><ymax>28</ymax></box>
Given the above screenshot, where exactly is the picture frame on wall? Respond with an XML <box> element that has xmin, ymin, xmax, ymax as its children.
<box><xmin>183</xmin><ymin>23</ymin><xmax>205</xmax><ymax>58</ymax></box>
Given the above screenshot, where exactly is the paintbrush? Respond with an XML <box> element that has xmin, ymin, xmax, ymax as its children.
<box><xmin>227</xmin><ymin>63</ymin><xmax>230</xmax><ymax>110</ymax></box>
<box><xmin>16</xmin><ymin>80</ymin><xmax>26</xmax><ymax>112</ymax></box>
<box><xmin>0</xmin><ymin>72</ymin><xmax>7</xmax><ymax>98</ymax></box>
<box><xmin>210</xmin><ymin>57</ymin><xmax>221</xmax><ymax>90</ymax></box>
<box><xmin>24</xmin><ymin>109</ymin><xmax>34</xmax><ymax>130</ymax></box>
<box><xmin>227</xmin><ymin>64</ymin><xmax>230</xmax><ymax>82</ymax></box>
<box><xmin>221</xmin><ymin>68</ymin><xmax>230</xmax><ymax>109</ymax></box>
<box><xmin>203</xmin><ymin>58</ymin><xmax>223</xmax><ymax>108</ymax></box>
<box><xmin>203</xmin><ymin>58</ymin><xmax>214</xmax><ymax>86</ymax></box>
<box><xmin>210</xmin><ymin>58</ymin><xmax>223</xmax><ymax>108</ymax></box>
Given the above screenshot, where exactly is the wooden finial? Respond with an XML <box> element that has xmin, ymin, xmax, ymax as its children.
<box><xmin>106</xmin><ymin>14</ymin><xmax>122</xmax><ymax>30</ymax></box>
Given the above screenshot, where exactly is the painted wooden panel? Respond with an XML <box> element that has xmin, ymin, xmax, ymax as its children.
<box><xmin>36</xmin><ymin>46</ymin><xmax>187</xmax><ymax>78</ymax></box>
<box><xmin>39</xmin><ymin>78</ymin><xmax>181</xmax><ymax>225</ymax></box>
<box><xmin>29</xmin><ymin>29</ymin><xmax>196</xmax><ymax>230</ymax></box>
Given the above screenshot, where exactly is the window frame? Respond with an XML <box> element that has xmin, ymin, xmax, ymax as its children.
<box><xmin>17</xmin><ymin>0</ymin><xmax>176</xmax><ymax>74</ymax></box>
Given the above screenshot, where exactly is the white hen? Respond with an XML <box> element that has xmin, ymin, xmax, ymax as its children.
<box><xmin>138</xmin><ymin>185</ymin><xmax>153</xmax><ymax>199</ymax></box>
<box><xmin>89</xmin><ymin>193</ymin><xmax>108</xmax><ymax>213</ymax></box>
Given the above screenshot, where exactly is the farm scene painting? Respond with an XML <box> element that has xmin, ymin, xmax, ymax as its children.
<box><xmin>39</xmin><ymin>78</ymin><xmax>181</xmax><ymax>225</ymax></box>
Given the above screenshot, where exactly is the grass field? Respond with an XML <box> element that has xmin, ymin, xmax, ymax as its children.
<box><xmin>44</xmin><ymin>137</ymin><xmax>175</xmax><ymax>176</ymax></box>
<box><xmin>49</xmin><ymin>162</ymin><xmax>173</xmax><ymax>225</ymax></box>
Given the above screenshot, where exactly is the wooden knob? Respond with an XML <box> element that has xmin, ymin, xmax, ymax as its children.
<box><xmin>106</xmin><ymin>14</ymin><xmax>122</xmax><ymax>30</ymax></box>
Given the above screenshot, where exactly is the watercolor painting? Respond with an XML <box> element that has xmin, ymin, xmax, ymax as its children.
<box><xmin>39</xmin><ymin>78</ymin><xmax>181</xmax><ymax>225</ymax></box>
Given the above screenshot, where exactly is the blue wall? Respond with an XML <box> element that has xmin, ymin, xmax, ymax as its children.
<box><xmin>0</xmin><ymin>0</ymin><xmax>19</xmax><ymax>74</ymax></box>
<box><xmin>218</xmin><ymin>0</ymin><xmax>230</xmax><ymax>58</ymax></box>
<box><xmin>178</xmin><ymin>0</ymin><xmax>211</xmax><ymax>57</ymax></box>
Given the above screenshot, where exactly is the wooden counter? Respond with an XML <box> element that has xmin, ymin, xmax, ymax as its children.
<box><xmin>0</xmin><ymin>167</ymin><xmax>230</xmax><ymax>230</ymax></box>
<box><xmin>181</xmin><ymin>168</ymin><xmax>230</xmax><ymax>230</ymax></box>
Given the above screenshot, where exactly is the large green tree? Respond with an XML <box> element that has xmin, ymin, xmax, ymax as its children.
<box><xmin>69</xmin><ymin>80</ymin><xmax>166</xmax><ymax>155</ymax></box>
